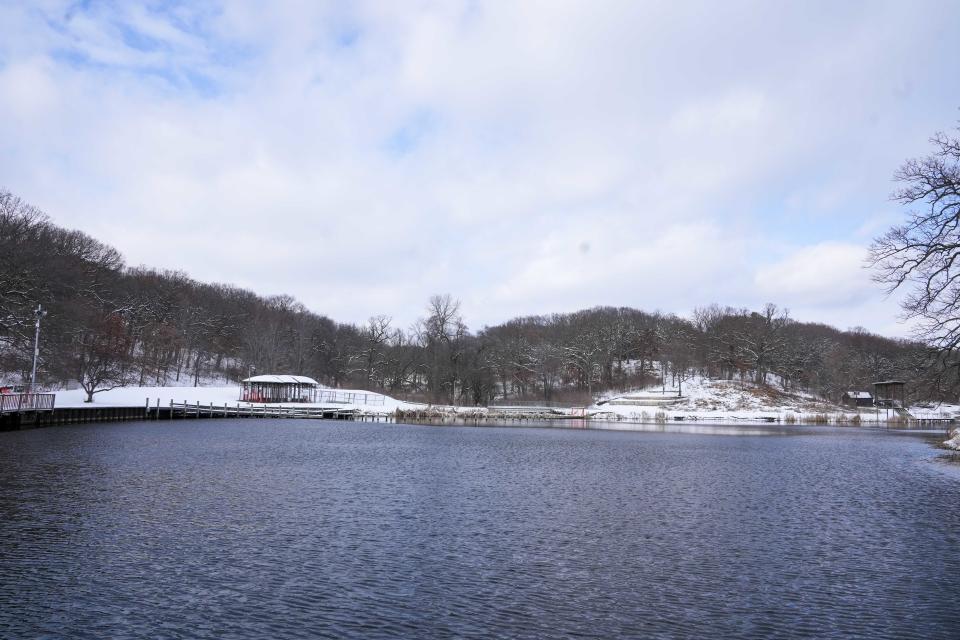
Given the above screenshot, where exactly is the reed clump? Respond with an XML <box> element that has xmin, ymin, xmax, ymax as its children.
<box><xmin>394</xmin><ymin>407</ymin><xmax>452</xmax><ymax>421</ymax></box>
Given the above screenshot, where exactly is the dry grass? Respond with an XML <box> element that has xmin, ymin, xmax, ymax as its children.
<box><xmin>745</xmin><ymin>384</ymin><xmax>789</xmax><ymax>402</ymax></box>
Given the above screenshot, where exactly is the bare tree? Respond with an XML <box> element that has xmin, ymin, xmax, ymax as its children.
<box><xmin>420</xmin><ymin>294</ymin><xmax>468</xmax><ymax>402</ymax></box>
<box><xmin>732</xmin><ymin>304</ymin><xmax>789</xmax><ymax>386</ymax></box>
<box><xmin>360</xmin><ymin>315</ymin><xmax>392</xmax><ymax>388</ymax></box>
<box><xmin>58</xmin><ymin>311</ymin><xmax>135</xmax><ymax>402</ymax></box>
<box><xmin>869</xmin><ymin>123</ymin><xmax>960</xmax><ymax>388</ymax></box>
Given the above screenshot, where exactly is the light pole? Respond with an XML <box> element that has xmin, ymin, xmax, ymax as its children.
<box><xmin>30</xmin><ymin>304</ymin><xmax>46</xmax><ymax>393</ymax></box>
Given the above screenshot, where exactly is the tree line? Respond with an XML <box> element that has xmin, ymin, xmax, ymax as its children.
<box><xmin>0</xmin><ymin>189</ymin><xmax>941</xmax><ymax>404</ymax></box>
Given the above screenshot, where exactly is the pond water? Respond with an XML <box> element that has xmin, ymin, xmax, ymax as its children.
<box><xmin>1</xmin><ymin>420</ymin><xmax>958</xmax><ymax>639</ymax></box>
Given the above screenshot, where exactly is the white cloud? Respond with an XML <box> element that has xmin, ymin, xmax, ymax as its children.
<box><xmin>0</xmin><ymin>0</ymin><xmax>956</xmax><ymax>334</ymax></box>
<box><xmin>754</xmin><ymin>242</ymin><xmax>872</xmax><ymax>307</ymax></box>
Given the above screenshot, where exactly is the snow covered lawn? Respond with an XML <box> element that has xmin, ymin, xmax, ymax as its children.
<box><xmin>54</xmin><ymin>385</ymin><xmax>418</xmax><ymax>416</ymax></box>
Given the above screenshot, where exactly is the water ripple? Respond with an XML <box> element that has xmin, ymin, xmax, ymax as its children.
<box><xmin>1</xmin><ymin>420</ymin><xmax>958</xmax><ymax>638</ymax></box>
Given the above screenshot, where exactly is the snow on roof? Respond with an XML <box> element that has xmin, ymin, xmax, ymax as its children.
<box><xmin>242</xmin><ymin>374</ymin><xmax>319</xmax><ymax>385</ymax></box>
<box><xmin>844</xmin><ymin>391</ymin><xmax>872</xmax><ymax>398</ymax></box>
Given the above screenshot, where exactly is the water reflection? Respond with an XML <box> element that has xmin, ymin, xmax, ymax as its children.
<box><xmin>387</xmin><ymin>417</ymin><xmax>862</xmax><ymax>437</ymax></box>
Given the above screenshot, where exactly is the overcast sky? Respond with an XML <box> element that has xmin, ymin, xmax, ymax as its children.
<box><xmin>2</xmin><ymin>1</ymin><xmax>958</xmax><ymax>334</ymax></box>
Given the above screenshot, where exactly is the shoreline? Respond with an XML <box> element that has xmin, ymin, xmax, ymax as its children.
<box><xmin>944</xmin><ymin>428</ymin><xmax>960</xmax><ymax>450</ymax></box>
<box><xmin>3</xmin><ymin>384</ymin><xmax>953</xmax><ymax>434</ymax></box>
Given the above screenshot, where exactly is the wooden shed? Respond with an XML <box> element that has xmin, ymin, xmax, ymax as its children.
<box><xmin>842</xmin><ymin>391</ymin><xmax>873</xmax><ymax>408</ymax></box>
<box><xmin>241</xmin><ymin>375</ymin><xmax>319</xmax><ymax>403</ymax></box>
<box><xmin>872</xmin><ymin>380</ymin><xmax>906</xmax><ymax>408</ymax></box>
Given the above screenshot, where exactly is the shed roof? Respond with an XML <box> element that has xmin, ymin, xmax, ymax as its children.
<box><xmin>872</xmin><ymin>380</ymin><xmax>905</xmax><ymax>386</ymax></box>
<box><xmin>844</xmin><ymin>391</ymin><xmax>872</xmax><ymax>398</ymax></box>
<box><xmin>242</xmin><ymin>374</ymin><xmax>319</xmax><ymax>385</ymax></box>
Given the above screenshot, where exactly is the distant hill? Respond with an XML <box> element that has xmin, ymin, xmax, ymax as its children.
<box><xmin>0</xmin><ymin>188</ymin><xmax>939</xmax><ymax>404</ymax></box>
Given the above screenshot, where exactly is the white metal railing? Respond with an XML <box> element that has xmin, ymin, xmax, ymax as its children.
<box><xmin>0</xmin><ymin>393</ymin><xmax>56</xmax><ymax>413</ymax></box>
<box><xmin>489</xmin><ymin>400</ymin><xmax>578</xmax><ymax>408</ymax></box>
<box><xmin>315</xmin><ymin>390</ymin><xmax>386</xmax><ymax>406</ymax></box>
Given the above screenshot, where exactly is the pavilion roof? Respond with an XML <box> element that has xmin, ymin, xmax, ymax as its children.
<box><xmin>242</xmin><ymin>374</ymin><xmax>319</xmax><ymax>385</ymax></box>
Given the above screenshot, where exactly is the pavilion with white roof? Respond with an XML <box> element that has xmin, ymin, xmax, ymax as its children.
<box><xmin>241</xmin><ymin>375</ymin><xmax>320</xmax><ymax>403</ymax></box>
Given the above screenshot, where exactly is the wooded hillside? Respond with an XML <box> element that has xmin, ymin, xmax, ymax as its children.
<box><xmin>0</xmin><ymin>189</ymin><xmax>938</xmax><ymax>403</ymax></box>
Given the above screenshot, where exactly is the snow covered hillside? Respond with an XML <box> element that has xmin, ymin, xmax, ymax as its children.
<box><xmin>592</xmin><ymin>376</ymin><xmax>959</xmax><ymax>423</ymax></box>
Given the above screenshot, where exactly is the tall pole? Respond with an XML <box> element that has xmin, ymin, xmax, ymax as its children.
<box><xmin>30</xmin><ymin>304</ymin><xmax>44</xmax><ymax>392</ymax></box>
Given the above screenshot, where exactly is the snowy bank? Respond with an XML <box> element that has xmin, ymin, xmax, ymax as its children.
<box><xmin>591</xmin><ymin>377</ymin><xmax>959</xmax><ymax>425</ymax></box>
<box><xmin>54</xmin><ymin>385</ymin><xmax>419</xmax><ymax>416</ymax></box>
<box><xmin>945</xmin><ymin>428</ymin><xmax>960</xmax><ymax>450</ymax></box>
<box><xmin>51</xmin><ymin>378</ymin><xmax>959</xmax><ymax>426</ymax></box>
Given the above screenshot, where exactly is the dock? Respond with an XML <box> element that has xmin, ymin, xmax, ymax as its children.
<box><xmin>163</xmin><ymin>401</ymin><xmax>359</xmax><ymax>421</ymax></box>
<box><xmin>0</xmin><ymin>392</ymin><xmax>56</xmax><ymax>430</ymax></box>
<box><xmin>1</xmin><ymin>395</ymin><xmax>363</xmax><ymax>431</ymax></box>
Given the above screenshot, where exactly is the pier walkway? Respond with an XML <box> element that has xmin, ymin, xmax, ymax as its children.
<box><xmin>0</xmin><ymin>393</ymin><xmax>56</xmax><ymax>430</ymax></box>
<box><xmin>164</xmin><ymin>401</ymin><xmax>358</xmax><ymax>420</ymax></box>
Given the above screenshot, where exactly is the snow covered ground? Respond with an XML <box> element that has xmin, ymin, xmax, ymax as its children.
<box><xmin>54</xmin><ymin>386</ymin><xmax>419</xmax><ymax>416</ymax></box>
<box><xmin>591</xmin><ymin>376</ymin><xmax>960</xmax><ymax>424</ymax></box>
<box><xmin>945</xmin><ymin>428</ymin><xmax>960</xmax><ymax>450</ymax></box>
<box><xmin>51</xmin><ymin>375</ymin><xmax>960</xmax><ymax>425</ymax></box>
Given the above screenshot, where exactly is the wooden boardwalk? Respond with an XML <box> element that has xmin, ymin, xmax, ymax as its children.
<box><xmin>163</xmin><ymin>401</ymin><xmax>359</xmax><ymax>421</ymax></box>
<box><xmin>2</xmin><ymin>397</ymin><xmax>365</xmax><ymax>430</ymax></box>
